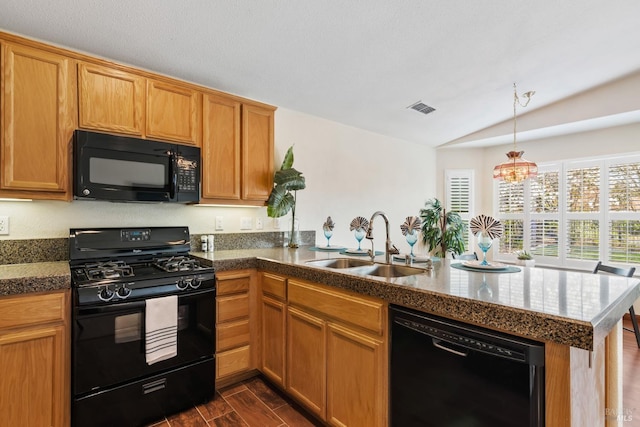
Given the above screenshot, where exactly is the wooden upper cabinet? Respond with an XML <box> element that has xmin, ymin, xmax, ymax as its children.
<box><xmin>202</xmin><ymin>93</ymin><xmax>241</xmax><ymax>200</ymax></box>
<box><xmin>78</xmin><ymin>62</ymin><xmax>144</xmax><ymax>135</ymax></box>
<box><xmin>0</xmin><ymin>42</ymin><xmax>75</xmax><ymax>199</ymax></box>
<box><xmin>146</xmin><ymin>79</ymin><xmax>201</xmax><ymax>145</ymax></box>
<box><xmin>242</xmin><ymin>104</ymin><xmax>274</xmax><ymax>201</ymax></box>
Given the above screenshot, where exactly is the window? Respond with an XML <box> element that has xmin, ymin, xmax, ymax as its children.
<box><xmin>494</xmin><ymin>154</ymin><xmax>640</xmax><ymax>270</ymax></box>
<box><xmin>445</xmin><ymin>170</ymin><xmax>473</xmax><ymax>250</ymax></box>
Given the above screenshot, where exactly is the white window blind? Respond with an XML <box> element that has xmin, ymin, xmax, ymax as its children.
<box><xmin>445</xmin><ymin>170</ymin><xmax>474</xmax><ymax>250</ymax></box>
<box><xmin>496</xmin><ymin>181</ymin><xmax>524</xmax><ymax>254</ymax></box>
<box><xmin>529</xmin><ymin>169</ymin><xmax>560</xmax><ymax>258</ymax></box>
<box><xmin>493</xmin><ymin>154</ymin><xmax>640</xmax><ymax>271</ymax></box>
<box><xmin>607</xmin><ymin>161</ymin><xmax>640</xmax><ymax>264</ymax></box>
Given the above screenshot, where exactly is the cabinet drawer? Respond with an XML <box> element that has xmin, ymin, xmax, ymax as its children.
<box><xmin>217</xmin><ymin>273</ymin><xmax>251</xmax><ymax>296</ymax></box>
<box><xmin>261</xmin><ymin>273</ymin><xmax>286</xmax><ymax>300</ymax></box>
<box><xmin>0</xmin><ymin>291</ymin><xmax>67</xmax><ymax>330</ymax></box>
<box><xmin>288</xmin><ymin>280</ymin><xmax>384</xmax><ymax>335</ymax></box>
<box><xmin>216</xmin><ymin>345</ymin><xmax>251</xmax><ymax>378</ymax></box>
<box><xmin>217</xmin><ymin>319</ymin><xmax>250</xmax><ymax>352</ymax></box>
<box><xmin>216</xmin><ymin>293</ymin><xmax>249</xmax><ymax>323</ymax></box>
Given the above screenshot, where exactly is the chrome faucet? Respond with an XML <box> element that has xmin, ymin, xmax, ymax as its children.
<box><xmin>366</xmin><ymin>211</ymin><xmax>399</xmax><ymax>263</ymax></box>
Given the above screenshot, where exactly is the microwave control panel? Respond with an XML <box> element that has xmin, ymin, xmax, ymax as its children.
<box><xmin>177</xmin><ymin>158</ymin><xmax>198</xmax><ymax>192</ymax></box>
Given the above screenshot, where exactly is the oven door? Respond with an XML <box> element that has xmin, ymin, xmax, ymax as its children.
<box><xmin>72</xmin><ymin>287</ymin><xmax>215</xmax><ymax>397</ymax></box>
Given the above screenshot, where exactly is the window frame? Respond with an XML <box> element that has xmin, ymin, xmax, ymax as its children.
<box><xmin>493</xmin><ymin>152</ymin><xmax>640</xmax><ymax>271</ymax></box>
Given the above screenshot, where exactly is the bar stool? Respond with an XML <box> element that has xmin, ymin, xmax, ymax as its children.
<box><xmin>593</xmin><ymin>261</ymin><xmax>639</xmax><ymax>348</ymax></box>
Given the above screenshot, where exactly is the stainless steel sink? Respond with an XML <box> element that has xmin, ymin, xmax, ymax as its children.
<box><xmin>349</xmin><ymin>263</ymin><xmax>426</xmax><ymax>278</ymax></box>
<box><xmin>305</xmin><ymin>258</ymin><xmax>373</xmax><ymax>269</ymax></box>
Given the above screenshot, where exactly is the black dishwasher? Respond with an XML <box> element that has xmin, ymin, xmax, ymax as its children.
<box><xmin>390</xmin><ymin>305</ymin><xmax>545</xmax><ymax>427</ymax></box>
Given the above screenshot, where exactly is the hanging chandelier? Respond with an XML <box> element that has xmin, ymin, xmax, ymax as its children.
<box><xmin>493</xmin><ymin>83</ymin><xmax>538</xmax><ymax>183</ymax></box>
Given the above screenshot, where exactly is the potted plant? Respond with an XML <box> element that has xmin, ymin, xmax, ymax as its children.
<box><xmin>516</xmin><ymin>250</ymin><xmax>535</xmax><ymax>267</ymax></box>
<box><xmin>419</xmin><ymin>198</ymin><xmax>466</xmax><ymax>258</ymax></box>
<box><xmin>267</xmin><ymin>146</ymin><xmax>306</xmax><ymax>248</ymax></box>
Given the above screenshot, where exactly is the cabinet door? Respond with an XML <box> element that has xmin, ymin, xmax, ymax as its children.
<box><xmin>0</xmin><ymin>325</ymin><xmax>67</xmax><ymax>427</ymax></box>
<box><xmin>261</xmin><ymin>295</ymin><xmax>286</xmax><ymax>387</ymax></box>
<box><xmin>78</xmin><ymin>62</ymin><xmax>144</xmax><ymax>135</ymax></box>
<box><xmin>1</xmin><ymin>42</ymin><xmax>74</xmax><ymax>199</ymax></box>
<box><xmin>241</xmin><ymin>104</ymin><xmax>274</xmax><ymax>201</ymax></box>
<box><xmin>146</xmin><ymin>79</ymin><xmax>200</xmax><ymax>145</ymax></box>
<box><xmin>287</xmin><ymin>306</ymin><xmax>326</xmax><ymax>419</ymax></box>
<box><xmin>202</xmin><ymin>93</ymin><xmax>241</xmax><ymax>200</ymax></box>
<box><xmin>326</xmin><ymin>323</ymin><xmax>386</xmax><ymax>427</ymax></box>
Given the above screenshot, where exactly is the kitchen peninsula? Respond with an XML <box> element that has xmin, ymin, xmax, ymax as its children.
<box><xmin>195</xmin><ymin>247</ymin><xmax>640</xmax><ymax>427</ymax></box>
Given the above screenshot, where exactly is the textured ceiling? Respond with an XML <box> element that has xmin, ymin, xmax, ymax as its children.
<box><xmin>2</xmin><ymin>0</ymin><xmax>640</xmax><ymax>147</ymax></box>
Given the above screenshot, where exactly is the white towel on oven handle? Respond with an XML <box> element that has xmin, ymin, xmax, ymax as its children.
<box><xmin>145</xmin><ymin>295</ymin><xmax>178</xmax><ymax>365</ymax></box>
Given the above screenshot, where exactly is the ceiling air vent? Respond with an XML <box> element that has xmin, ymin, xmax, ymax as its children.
<box><xmin>407</xmin><ymin>101</ymin><xmax>436</xmax><ymax>115</ymax></box>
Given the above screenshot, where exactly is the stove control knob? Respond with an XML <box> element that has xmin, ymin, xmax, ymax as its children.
<box><xmin>175</xmin><ymin>279</ymin><xmax>189</xmax><ymax>291</ymax></box>
<box><xmin>117</xmin><ymin>285</ymin><xmax>132</xmax><ymax>299</ymax></box>
<box><xmin>98</xmin><ymin>287</ymin><xmax>115</xmax><ymax>302</ymax></box>
<box><xmin>190</xmin><ymin>276</ymin><xmax>202</xmax><ymax>289</ymax></box>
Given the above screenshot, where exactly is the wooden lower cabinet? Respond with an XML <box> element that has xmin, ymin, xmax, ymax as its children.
<box><xmin>286</xmin><ymin>306</ymin><xmax>327</xmax><ymax>419</ymax></box>
<box><xmin>0</xmin><ymin>290</ymin><xmax>69</xmax><ymax>427</ymax></box>
<box><xmin>215</xmin><ymin>270</ymin><xmax>257</xmax><ymax>385</ymax></box>
<box><xmin>261</xmin><ymin>295</ymin><xmax>286</xmax><ymax>387</ymax></box>
<box><xmin>327</xmin><ymin>322</ymin><xmax>386</xmax><ymax>427</ymax></box>
<box><xmin>259</xmin><ymin>273</ymin><xmax>388</xmax><ymax>427</ymax></box>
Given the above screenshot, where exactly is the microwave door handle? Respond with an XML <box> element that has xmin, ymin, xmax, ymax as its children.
<box><xmin>169</xmin><ymin>152</ymin><xmax>177</xmax><ymax>200</ymax></box>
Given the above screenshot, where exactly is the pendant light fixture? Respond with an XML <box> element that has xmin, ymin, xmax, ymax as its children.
<box><xmin>493</xmin><ymin>83</ymin><xmax>538</xmax><ymax>183</ymax></box>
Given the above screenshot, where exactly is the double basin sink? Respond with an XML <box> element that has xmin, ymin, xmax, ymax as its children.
<box><xmin>305</xmin><ymin>258</ymin><xmax>426</xmax><ymax>278</ymax></box>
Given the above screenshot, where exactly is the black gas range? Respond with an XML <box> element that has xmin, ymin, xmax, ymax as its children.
<box><xmin>69</xmin><ymin>227</ymin><xmax>216</xmax><ymax>427</ymax></box>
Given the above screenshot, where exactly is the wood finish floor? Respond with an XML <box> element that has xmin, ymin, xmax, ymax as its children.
<box><xmin>148</xmin><ymin>319</ymin><xmax>640</xmax><ymax>427</ymax></box>
<box><xmin>146</xmin><ymin>376</ymin><xmax>323</xmax><ymax>427</ymax></box>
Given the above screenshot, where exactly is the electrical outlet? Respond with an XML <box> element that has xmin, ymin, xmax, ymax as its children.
<box><xmin>0</xmin><ymin>216</ymin><xmax>8</xmax><ymax>235</ymax></box>
<box><xmin>273</xmin><ymin>218</ymin><xmax>281</xmax><ymax>229</ymax></box>
<box><xmin>256</xmin><ymin>218</ymin><xmax>263</xmax><ymax>230</ymax></box>
<box><xmin>215</xmin><ymin>216</ymin><xmax>224</xmax><ymax>231</ymax></box>
<box><xmin>240</xmin><ymin>217</ymin><xmax>252</xmax><ymax>230</ymax></box>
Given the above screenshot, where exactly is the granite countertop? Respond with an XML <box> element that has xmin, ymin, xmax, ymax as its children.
<box><xmin>0</xmin><ymin>261</ymin><xmax>71</xmax><ymax>296</ymax></box>
<box><xmin>194</xmin><ymin>247</ymin><xmax>640</xmax><ymax>351</ymax></box>
<box><xmin>2</xmin><ymin>247</ymin><xmax>638</xmax><ymax>351</ymax></box>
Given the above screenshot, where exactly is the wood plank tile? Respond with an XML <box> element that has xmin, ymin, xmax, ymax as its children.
<box><xmin>225</xmin><ymin>389</ymin><xmax>284</xmax><ymax>427</ymax></box>
<box><xmin>197</xmin><ymin>391</ymin><xmax>234</xmax><ymax>421</ymax></box>
<box><xmin>166</xmin><ymin>406</ymin><xmax>209</xmax><ymax>427</ymax></box>
<box><xmin>211</xmin><ymin>411</ymin><xmax>249</xmax><ymax>427</ymax></box>
<box><xmin>219</xmin><ymin>382</ymin><xmax>248</xmax><ymax>397</ymax></box>
<box><xmin>243</xmin><ymin>377</ymin><xmax>288</xmax><ymax>410</ymax></box>
<box><xmin>274</xmin><ymin>404</ymin><xmax>320</xmax><ymax>427</ymax></box>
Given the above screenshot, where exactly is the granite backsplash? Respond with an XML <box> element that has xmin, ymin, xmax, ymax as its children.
<box><xmin>1</xmin><ymin>231</ymin><xmax>316</xmax><ymax>265</ymax></box>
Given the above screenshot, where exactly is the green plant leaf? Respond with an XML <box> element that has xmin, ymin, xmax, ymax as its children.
<box><xmin>419</xmin><ymin>198</ymin><xmax>466</xmax><ymax>257</ymax></box>
<box><xmin>266</xmin><ymin>186</ymin><xmax>295</xmax><ymax>218</ymax></box>
<box><xmin>274</xmin><ymin>168</ymin><xmax>306</xmax><ymax>191</ymax></box>
<box><xmin>280</xmin><ymin>146</ymin><xmax>294</xmax><ymax>170</ymax></box>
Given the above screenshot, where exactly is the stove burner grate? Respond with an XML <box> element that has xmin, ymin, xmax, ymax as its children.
<box><xmin>84</xmin><ymin>261</ymin><xmax>134</xmax><ymax>280</ymax></box>
<box><xmin>154</xmin><ymin>256</ymin><xmax>201</xmax><ymax>272</ymax></box>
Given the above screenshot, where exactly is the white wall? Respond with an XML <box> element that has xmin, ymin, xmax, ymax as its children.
<box><xmin>0</xmin><ymin>107</ymin><xmax>437</xmax><ymax>251</ymax></box>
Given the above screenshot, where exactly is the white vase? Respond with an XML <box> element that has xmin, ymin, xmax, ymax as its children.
<box><xmin>516</xmin><ymin>259</ymin><xmax>535</xmax><ymax>267</ymax></box>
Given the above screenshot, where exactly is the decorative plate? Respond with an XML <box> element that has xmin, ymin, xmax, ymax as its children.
<box><xmin>462</xmin><ymin>260</ymin><xmax>509</xmax><ymax>270</ymax></box>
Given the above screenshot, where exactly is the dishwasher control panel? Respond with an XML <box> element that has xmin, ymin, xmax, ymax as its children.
<box><xmin>395</xmin><ymin>317</ymin><xmax>527</xmax><ymax>362</ymax></box>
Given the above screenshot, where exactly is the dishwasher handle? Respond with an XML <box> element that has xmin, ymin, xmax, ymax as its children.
<box><xmin>432</xmin><ymin>338</ymin><xmax>469</xmax><ymax>357</ymax></box>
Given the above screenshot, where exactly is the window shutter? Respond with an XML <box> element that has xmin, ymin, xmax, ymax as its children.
<box><xmin>607</xmin><ymin>161</ymin><xmax>640</xmax><ymax>263</ymax></box>
<box><xmin>445</xmin><ymin>170</ymin><xmax>473</xmax><ymax>250</ymax></box>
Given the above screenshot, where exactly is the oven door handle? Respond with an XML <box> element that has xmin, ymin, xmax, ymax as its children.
<box><xmin>75</xmin><ymin>287</ymin><xmax>215</xmax><ymax>316</ymax></box>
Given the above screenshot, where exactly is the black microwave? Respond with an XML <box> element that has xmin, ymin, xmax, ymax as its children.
<box><xmin>73</xmin><ymin>130</ymin><xmax>200</xmax><ymax>203</ymax></box>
